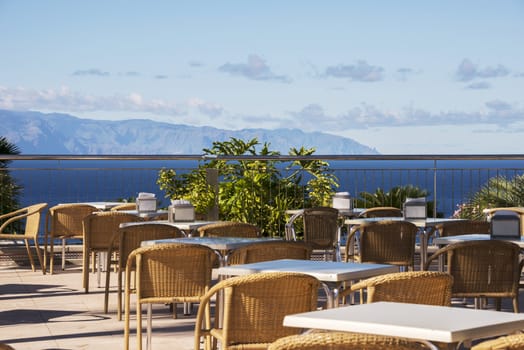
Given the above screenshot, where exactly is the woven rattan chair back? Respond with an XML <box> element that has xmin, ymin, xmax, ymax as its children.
<box><xmin>44</xmin><ymin>203</ymin><xmax>99</xmax><ymax>274</ymax></box>
<box><xmin>124</xmin><ymin>243</ymin><xmax>216</xmax><ymax>350</ymax></box>
<box><xmin>425</xmin><ymin>240</ymin><xmax>522</xmax><ymax>312</ymax></box>
<box><xmin>341</xmin><ymin>271</ymin><xmax>453</xmax><ymax>306</ymax></box>
<box><xmin>0</xmin><ymin>202</ymin><xmax>48</xmax><ymax>273</ymax></box>
<box><xmin>484</xmin><ymin>207</ymin><xmax>524</xmax><ymax>235</ymax></box>
<box><xmin>434</xmin><ymin>220</ymin><xmax>490</xmax><ymax>237</ymax></box>
<box><xmin>302</xmin><ymin>207</ymin><xmax>339</xmax><ymax>249</ymax></box>
<box><xmin>359</xmin><ymin>206</ymin><xmax>403</xmax><ymax>218</ymax></box>
<box><xmin>472</xmin><ymin>333</ymin><xmax>524</xmax><ymax>350</ymax></box>
<box><xmin>82</xmin><ymin>211</ymin><xmax>143</xmax><ymax>293</ymax></box>
<box><xmin>194</xmin><ymin>272</ymin><xmax>320</xmax><ymax>350</ymax></box>
<box><xmin>110</xmin><ymin>203</ymin><xmax>137</xmax><ymax>211</ymax></box>
<box><xmin>226</xmin><ymin>240</ymin><xmax>312</xmax><ymax>265</ymax></box>
<box><xmin>347</xmin><ymin>220</ymin><xmax>418</xmax><ymax>270</ymax></box>
<box><xmin>104</xmin><ymin>222</ymin><xmax>185</xmax><ymax>318</ymax></box>
<box><xmin>197</xmin><ymin>221</ymin><xmax>261</xmax><ymax>238</ymax></box>
<box><xmin>268</xmin><ymin>332</ymin><xmax>438</xmax><ymax>350</ymax></box>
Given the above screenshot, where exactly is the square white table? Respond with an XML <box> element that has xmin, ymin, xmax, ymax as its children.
<box><xmin>121</xmin><ymin>219</ymin><xmax>217</xmax><ymax>236</ymax></box>
<box><xmin>433</xmin><ymin>233</ymin><xmax>524</xmax><ymax>248</ymax></box>
<box><xmin>217</xmin><ymin>259</ymin><xmax>399</xmax><ymax>308</ymax></box>
<box><xmin>141</xmin><ymin>236</ymin><xmax>282</xmax><ymax>266</ymax></box>
<box><xmin>283</xmin><ymin>301</ymin><xmax>524</xmax><ymax>349</ymax></box>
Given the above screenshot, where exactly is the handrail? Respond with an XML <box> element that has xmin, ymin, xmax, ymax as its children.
<box><xmin>2</xmin><ymin>154</ymin><xmax>524</xmax><ymax>161</ymax></box>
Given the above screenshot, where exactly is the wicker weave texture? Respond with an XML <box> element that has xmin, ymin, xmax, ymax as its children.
<box><xmin>302</xmin><ymin>207</ymin><xmax>339</xmax><ymax>250</ymax></box>
<box><xmin>82</xmin><ymin>211</ymin><xmax>143</xmax><ymax>292</ymax></box>
<box><xmin>44</xmin><ymin>203</ymin><xmax>99</xmax><ymax>274</ymax></box>
<box><xmin>124</xmin><ymin>243</ymin><xmax>215</xmax><ymax>350</ymax></box>
<box><xmin>472</xmin><ymin>333</ymin><xmax>524</xmax><ymax>350</ymax></box>
<box><xmin>104</xmin><ymin>222</ymin><xmax>185</xmax><ymax>318</ymax></box>
<box><xmin>0</xmin><ymin>202</ymin><xmax>48</xmax><ymax>273</ymax></box>
<box><xmin>434</xmin><ymin>220</ymin><xmax>490</xmax><ymax>237</ymax></box>
<box><xmin>198</xmin><ymin>221</ymin><xmax>261</xmax><ymax>238</ymax></box>
<box><xmin>359</xmin><ymin>206</ymin><xmax>403</xmax><ymax>218</ymax></box>
<box><xmin>425</xmin><ymin>240</ymin><xmax>521</xmax><ymax>312</ymax></box>
<box><xmin>195</xmin><ymin>272</ymin><xmax>320</xmax><ymax>350</ymax></box>
<box><xmin>341</xmin><ymin>271</ymin><xmax>453</xmax><ymax>306</ymax></box>
<box><xmin>226</xmin><ymin>241</ymin><xmax>312</xmax><ymax>265</ymax></box>
<box><xmin>268</xmin><ymin>332</ymin><xmax>436</xmax><ymax>350</ymax></box>
<box><xmin>347</xmin><ymin>220</ymin><xmax>418</xmax><ymax>269</ymax></box>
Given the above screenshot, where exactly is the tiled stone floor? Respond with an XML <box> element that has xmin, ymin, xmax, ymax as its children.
<box><xmin>0</xmin><ymin>263</ymin><xmax>200</xmax><ymax>350</ymax></box>
<box><xmin>0</xmin><ymin>251</ymin><xmax>522</xmax><ymax>350</ymax></box>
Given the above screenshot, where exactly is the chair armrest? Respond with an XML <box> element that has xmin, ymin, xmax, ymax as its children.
<box><xmin>284</xmin><ymin>212</ymin><xmax>303</xmax><ymax>241</ymax></box>
<box><xmin>0</xmin><ymin>208</ymin><xmax>31</xmax><ymax>233</ymax></box>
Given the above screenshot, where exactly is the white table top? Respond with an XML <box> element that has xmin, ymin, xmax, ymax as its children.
<box><xmin>141</xmin><ymin>236</ymin><xmax>282</xmax><ymax>250</ymax></box>
<box><xmin>121</xmin><ymin>219</ymin><xmax>216</xmax><ymax>231</ymax></box>
<box><xmin>217</xmin><ymin>259</ymin><xmax>399</xmax><ymax>283</ymax></box>
<box><xmin>433</xmin><ymin>233</ymin><xmax>524</xmax><ymax>248</ymax></box>
<box><xmin>283</xmin><ymin>301</ymin><xmax>524</xmax><ymax>344</ymax></box>
<box><xmin>118</xmin><ymin>209</ymin><xmax>167</xmax><ymax>219</ymax></box>
<box><xmin>286</xmin><ymin>208</ymin><xmax>365</xmax><ymax>218</ymax></box>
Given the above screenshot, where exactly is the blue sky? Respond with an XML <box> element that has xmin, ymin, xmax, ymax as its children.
<box><xmin>1</xmin><ymin>1</ymin><xmax>523</xmax><ymax>154</ymax></box>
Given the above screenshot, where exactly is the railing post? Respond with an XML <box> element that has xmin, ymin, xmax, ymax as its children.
<box><xmin>433</xmin><ymin>160</ymin><xmax>437</xmax><ymax>218</ymax></box>
<box><xmin>206</xmin><ymin>168</ymin><xmax>219</xmax><ymax>220</ymax></box>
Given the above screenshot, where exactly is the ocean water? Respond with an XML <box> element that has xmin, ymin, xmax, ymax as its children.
<box><xmin>8</xmin><ymin>159</ymin><xmax>524</xmax><ymax>218</ymax></box>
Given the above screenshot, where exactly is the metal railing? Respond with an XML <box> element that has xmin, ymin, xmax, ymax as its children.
<box><xmin>2</xmin><ymin>154</ymin><xmax>524</xmax><ymax>235</ymax></box>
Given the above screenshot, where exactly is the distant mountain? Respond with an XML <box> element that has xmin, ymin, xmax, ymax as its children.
<box><xmin>0</xmin><ymin>109</ymin><xmax>379</xmax><ymax>155</ymax></box>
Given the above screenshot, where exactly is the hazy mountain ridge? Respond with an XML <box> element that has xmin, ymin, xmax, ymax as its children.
<box><xmin>0</xmin><ymin>109</ymin><xmax>379</xmax><ymax>155</ymax></box>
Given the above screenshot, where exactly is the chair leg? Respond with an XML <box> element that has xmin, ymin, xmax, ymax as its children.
<box><xmin>61</xmin><ymin>238</ymin><xmax>66</xmax><ymax>270</ymax></box>
<box><xmin>83</xmin><ymin>246</ymin><xmax>90</xmax><ymax>293</ymax></box>
<box><xmin>33</xmin><ymin>239</ymin><xmax>45</xmax><ymax>274</ymax></box>
<box><xmin>137</xmin><ymin>302</ymin><xmax>143</xmax><ymax>350</ymax></box>
<box><xmin>104</xmin><ymin>251</ymin><xmax>112</xmax><ymax>314</ymax></box>
<box><xmin>24</xmin><ymin>239</ymin><xmax>36</xmax><ymax>272</ymax></box>
<box><xmin>49</xmin><ymin>238</ymin><xmax>55</xmax><ymax>274</ymax></box>
<box><xmin>146</xmin><ymin>303</ymin><xmax>152</xmax><ymax>350</ymax></box>
<box><xmin>44</xmin><ymin>233</ymin><xmax>48</xmax><ymax>274</ymax></box>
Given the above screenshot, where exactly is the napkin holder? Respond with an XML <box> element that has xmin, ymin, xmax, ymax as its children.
<box><xmin>168</xmin><ymin>202</ymin><xmax>195</xmax><ymax>222</ymax></box>
<box><xmin>490</xmin><ymin>211</ymin><xmax>520</xmax><ymax>239</ymax></box>
<box><xmin>332</xmin><ymin>192</ymin><xmax>352</xmax><ymax>210</ymax></box>
<box><xmin>136</xmin><ymin>197</ymin><xmax>157</xmax><ymax>213</ymax></box>
<box><xmin>403</xmin><ymin>197</ymin><xmax>426</xmax><ymax>219</ymax></box>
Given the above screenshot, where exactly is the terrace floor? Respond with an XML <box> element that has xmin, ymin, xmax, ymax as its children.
<box><xmin>0</xmin><ymin>249</ymin><xmax>522</xmax><ymax>350</ymax></box>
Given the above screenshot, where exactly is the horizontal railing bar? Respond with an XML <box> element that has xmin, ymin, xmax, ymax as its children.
<box><xmin>2</xmin><ymin>154</ymin><xmax>524</xmax><ymax>161</ymax></box>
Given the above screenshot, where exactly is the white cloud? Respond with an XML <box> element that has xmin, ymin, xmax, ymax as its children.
<box><xmin>324</xmin><ymin>60</ymin><xmax>384</xmax><ymax>82</ymax></box>
<box><xmin>218</xmin><ymin>54</ymin><xmax>291</xmax><ymax>83</ymax></box>
<box><xmin>455</xmin><ymin>59</ymin><xmax>510</xmax><ymax>82</ymax></box>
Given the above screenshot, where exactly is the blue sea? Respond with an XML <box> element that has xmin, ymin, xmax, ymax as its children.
<box><xmin>8</xmin><ymin>159</ymin><xmax>524</xmax><ymax>218</ymax></box>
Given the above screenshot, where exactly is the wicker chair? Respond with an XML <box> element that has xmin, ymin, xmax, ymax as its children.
<box><xmin>345</xmin><ymin>220</ymin><xmax>418</xmax><ymax>271</ymax></box>
<box><xmin>472</xmin><ymin>333</ymin><xmax>524</xmax><ymax>350</ymax></box>
<box><xmin>0</xmin><ymin>203</ymin><xmax>48</xmax><ymax>273</ymax></box>
<box><xmin>268</xmin><ymin>332</ymin><xmax>438</xmax><ymax>350</ymax></box>
<box><xmin>286</xmin><ymin>207</ymin><xmax>340</xmax><ymax>261</ymax></box>
<box><xmin>424</xmin><ymin>240</ymin><xmax>522</xmax><ymax>312</ymax></box>
<box><xmin>104</xmin><ymin>222</ymin><xmax>186</xmax><ymax>319</ymax></box>
<box><xmin>110</xmin><ymin>203</ymin><xmax>137</xmax><ymax>211</ymax></box>
<box><xmin>358</xmin><ymin>206</ymin><xmax>403</xmax><ymax>218</ymax></box>
<box><xmin>194</xmin><ymin>272</ymin><xmax>320</xmax><ymax>350</ymax></box>
<box><xmin>433</xmin><ymin>220</ymin><xmax>490</xmax><ymax>238</ymax></box>
<box><xmin>44</xmin><ymin>203</ymin><xmax>99</xmax><ymax>274</ymax></box>
<box><xmin>0</xmin><ymin>344</ymin><xmax>15</xmax><ymax>350</ymax></box>
<box><xmin>484</xmin><ymin>207</ymin><xmax>524</xmax><ymax>235</ymax></box>
<box><xmin>197</xmin><ymin>221</ymin><xmax>260</xmax><ymax>238</ymax></box>
<box><xmin>226</xmin><ymin>240</ymin><xmax>312</xmax><ymax>265</ymax></box>
<box><xmin>82</xmin><ymin>211</ymin><xmax>143</xmax><ymax>293</ymax></box>
<box><xmin>124</xmin><ymin>243</ymin><xmax>216</xmax><ymax>350</ymax></box>
<box><xmin>339</xmin><ymin>271</ymin><xmax>453</xmax><ymax>306</ymax></box>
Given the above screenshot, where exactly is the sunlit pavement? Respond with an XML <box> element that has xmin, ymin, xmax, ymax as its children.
<box><xmin>0</xmin><ymin>250</ymin><xmax>522</xmax><ymax>350</ymax></box>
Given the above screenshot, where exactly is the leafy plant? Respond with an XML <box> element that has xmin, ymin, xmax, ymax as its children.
<box><xmin>453</xmin><ymin>174</ymin><xmax>524</xmax><ymax>220</ymax></box>
<box><xmin>156</xmin><ymin>137</ymin><xmax>339</xmax><ymax>236</ymax></box>
<box><xmin>0</xmin><ymin>136</ymin><xmax>21</xmax><ymax>216</ymax></box>
<box><xmin>355</xmin><ymin>185</ymin><xmax>438</xmax><ymax>217</ymax></box>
